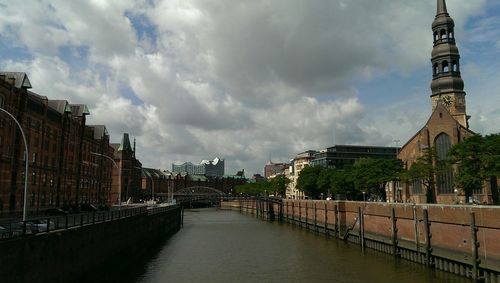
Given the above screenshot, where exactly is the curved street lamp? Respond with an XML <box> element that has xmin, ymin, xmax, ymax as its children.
<box><xmin>91</xmin><ymin>152</ymin><xmax>121</xmax><ymax>209</ymax></box>
<box><xmin>0</xmin><ymin>107</ymin><xmax>29</xmax><ymax>221</ymax></box>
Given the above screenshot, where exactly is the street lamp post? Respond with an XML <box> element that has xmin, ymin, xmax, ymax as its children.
<box><xmin>91</xmin><ymin>152</ymin><xmax>121</xmax><ymax>209</ymax></box>
<box><xmin>0</xmin><ymin>107</ymin><xmax>29</xmax><ymax>221</ymax></box>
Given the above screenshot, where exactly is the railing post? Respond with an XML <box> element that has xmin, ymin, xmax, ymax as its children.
<box><xmin>93</xmin><ymin>211</ymin><xmax>96</xmax><ymax>224</ymax></box>
<box><xmin>46</xmin><ymin>218</ymin><xmax>51</xmax><ymax>233</ymax></box>
<box><xmin>22</xmin><ymin>221</ymin><xmax>26</xmax><ymax>236</ymax></box>
<box><xmin>65</xmin><ymin>215</ymin><xmax>68</xmax><ymax>229</ymax></box>
<box><xmin>470</xmin><ymin>211</ymin><xmax>481</xmax><ymax>282</ymax></box>
<box><xmin>80</xmin><ymin>214</ymin><xmax>84</xmax><ymax>228</ymax></box>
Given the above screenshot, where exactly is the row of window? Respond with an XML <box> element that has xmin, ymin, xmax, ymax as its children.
<box><xmin>433</xmin><ymin>28</ymin><xmax>454</xmax><ymax>42</ymax></box>
<box><xmin>433</xmin><ymin>60</ymin><xmax>459</xmax><ymax>75</ymax></box>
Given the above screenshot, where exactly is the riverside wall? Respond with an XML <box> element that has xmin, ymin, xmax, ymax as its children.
<box><xmin>0</xmin><ymin>206</ymin><xmax>181</xmax><ymax>283</ymax></box>
<box><xmin>221</xmin><ymin>199</ymin><xmax>500</xmax><ymax>282</ymax></box>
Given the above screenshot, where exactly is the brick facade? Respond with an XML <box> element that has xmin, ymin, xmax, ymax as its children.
<box><xmin>0</xmin><ymin>72</ymin><xmax>114</xmax><ymax>215</ymax></box>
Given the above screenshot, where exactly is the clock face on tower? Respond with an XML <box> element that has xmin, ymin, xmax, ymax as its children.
<box><xmin>442</xmin><ymin>95</ymin><xmax>452</xmax><ymax>107</ymax></box>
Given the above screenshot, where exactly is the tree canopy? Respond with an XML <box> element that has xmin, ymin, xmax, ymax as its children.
<box><xmin>448</xmin><ymin>133</ymin><xmax>500</xmax><ymax>203</ymax></box>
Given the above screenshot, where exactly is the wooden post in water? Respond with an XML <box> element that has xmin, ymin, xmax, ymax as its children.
<box><xmin>470</xmin><ymin>211</ymin><xmax>481</xmax><ymax>282</ymax></box>
<box><xmin>314</xmin><ymin>202</ymin><xmax>318</xmax><ymax>232</ymax></box>
<box><xmin>413</xmin><ymin>205</ymin><xmax>420</xmax><ymax>262</ymax></box>
<box><xmin>358</xmin><ymin>206</ymin><xmax>365</xmax><ymax>251</ymax></box>
<box><xmin>324</xmin><ymin>202</ymin><xmax>328</xmax><ymax>236</ymax></box>
<box><xmin>334</xmin><ymin>204</ymin><xmax>339</xmax><ymax>239</ymax></box>
<box><xmin>256</xmin><ymin>198</ymin><xmax>259</xmax><ymax>218</ymax></box>
<box><xmin>305</xmin><ymin>201</ymin><xmax>309</xmax><ymax>230</ymax></box>
<box><xmin>423</xmin><ymin>209</ymin><xmax>433</xmax><ymax>267</ymax></box>
<box><xmin>285</xmin><ymin>200</ymin><xmax>288</xmax><ymax>222</ymax></box>
<box><xmin>181</xmin><ymin>206</ymin><xmax>184</xmax><ymax>227</ymax></box>
<box><xmin>298</xmin><ymin>201</ymin><xmax>301</xmax><ymax>227</ymax></box>
<box><xmin>391</xmin><ymin>207</ymin><xmax>399</xmax><ymax>257</ymax></box>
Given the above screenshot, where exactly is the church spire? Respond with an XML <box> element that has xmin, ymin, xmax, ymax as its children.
<box><xmin>437</xmin><ymin>0</ymin><xmax>448</xmax><ymax>15</ymax></box>
<box><xmin>430</xmin><ymin>0</ymin><xmax>469</xmax><ymax>128</ymax></box>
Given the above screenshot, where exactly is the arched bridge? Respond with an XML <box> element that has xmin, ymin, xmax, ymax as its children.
<box><xmin>174</xmin><ymin>186</ymin><xmax>225</xmax><ymax>207</ymax></box>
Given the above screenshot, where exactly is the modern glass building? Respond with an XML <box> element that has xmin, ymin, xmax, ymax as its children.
<box><xmin>310</xmin><ymin>145</ymin><xmax>398</xmax><ymax>169</ymax></box>
<box><xmin>172</xmin><ymin>157</ymin><xmax>224</xmax><ymax>177</ymax></box>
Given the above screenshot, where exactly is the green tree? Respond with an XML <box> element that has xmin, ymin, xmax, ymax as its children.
<box><xmin>330</xmin><ymin>168</ymin><xmax>356</xmax><ymax>200</ymax></box>
<box><xmin>448</xmin><ymin>134</ymin><xmax>500</xmax><ymax>203</ymax></box>
<box><xmin>296</xmin><ymin>166</ymin><xmax>322</xmax><ymax>199</ymax></box>
<box><xmin>316</xmin><ymin>168</ymin><xmax>335</xmax><ymax>198</ymax></box>
<box><xmin>351</xmin><ymin>158</ymin><xmax>403</xmax><ymax>201</ymax></box>
<box><xmin>268</xmin><ymin>174</ymin><xmax>291</xmax><ymax>197</ymax></box>
<box><xmin>403</xmin><ymin>147</ymin><xmax>445</xmax><ymax>203</ymax></box>
<box><xmin>235</xmin><ymin>181</ymin><xmax>269</xmax><ymax>196</ymax></box>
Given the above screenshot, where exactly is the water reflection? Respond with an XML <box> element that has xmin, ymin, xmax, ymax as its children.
<box><xmin>91</xmin><ymin>208</ymin><xmax>470</xmax><ymax>283</ymax></box>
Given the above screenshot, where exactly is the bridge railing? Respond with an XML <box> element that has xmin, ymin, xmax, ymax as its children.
<box><xmin>0</xmin><ymin>206</ymin><xmax>148</xmax><ymax>240</ymax></box>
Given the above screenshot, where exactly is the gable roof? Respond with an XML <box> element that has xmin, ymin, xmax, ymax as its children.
<box><xmin>0</xmin><ymin>72</ymin><xmax>32</xmax><ymax>89</ymax></box>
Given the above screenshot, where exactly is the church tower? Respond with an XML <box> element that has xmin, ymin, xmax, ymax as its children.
<box><xmin>430</xmin><ymin>0</ymin><xmax>469</xmax><ymax>128</ymax></box>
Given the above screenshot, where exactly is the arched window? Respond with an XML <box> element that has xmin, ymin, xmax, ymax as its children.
<box><xmin>434</xmin><ymin>31</ymin><xmax>438</xmax><ymax>42</ymax></box>
<box><xmin>451</xmin><ymin>61</ymin><xmax>458</xmax><ymax>72</ymax></box>
<box><xmin>440</xmin><ymin>29</ymin><xmax>447</xmax><ymax>39</ymax></box>
<box><xmin>435</xmin><ymin>133</ymin><xmax>453</xmax><ymax>194</ymax></box>
<box><xmin>442</xmin><ymin>61</ymin><xmax>449</xmax><ymax>73</ymax></box>
<box><xmin>449</xmin><ymin>29</ymin><xmax>454</xmax><ymax>38</ymax></box>
<box><xmin>433</xmin><ymin>63</ymin><xmax>439</xmax><ymax>75</ymax></box>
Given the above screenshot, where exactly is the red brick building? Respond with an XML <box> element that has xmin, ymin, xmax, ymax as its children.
<box><xmin>0</xmin><ymin>72</ymin><xmax>114</xmax><ymax>215</ymax></box>
<box><xmin>110</xmin><ymin>133</ymin><xmax>142</xmax><ymax>204</ymax></box>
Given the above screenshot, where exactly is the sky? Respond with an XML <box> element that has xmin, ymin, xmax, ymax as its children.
<box><xmin>1</xmin><ymin>0</ymin><xmax>499</xmax><ymax>176</ymax></box>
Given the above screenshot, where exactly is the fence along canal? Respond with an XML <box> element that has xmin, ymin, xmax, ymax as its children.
<box><xmin>221</xmin><ymin>198</ymin><xmax>500</xmax><ymax>283</ymax></box>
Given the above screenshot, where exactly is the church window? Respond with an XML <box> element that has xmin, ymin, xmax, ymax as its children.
<box><xmin>433</xmin><ymin>63</ymin><xmax>439</xmax><ymax>75</ymax></box>
<box><xmin>451</xmin><ymin>61</ymin><xmax>458</xmax><ymax>72</ymax></box>
<box><xmin>412</xmin><ymin>179</ymin><xmax>422</xmax><ymax>194</ymax></box>
<box><xmin>442</xmin><ymin>61</ymin><xmax>449</xmax><ymax>73</ymax></box>
<box><xmin>449</xmin><ymin>29</ymin><xmax>454</xmax><ymax>38</ymax></box>
<box><xmin>435</xmin><ymin>133</ymin><xmax>453</xmax><ymax>194</ymax></box>
<box><xmin>433</xmin><ymin>31</ymin><xmax>438</xmax><ymax>42</ymax></box>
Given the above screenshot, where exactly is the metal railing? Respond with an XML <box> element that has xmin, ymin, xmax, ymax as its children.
<box><xmin>0</xmin><ymin>206</ymin><xmax>151</xmax><ymax>240</ymax></box>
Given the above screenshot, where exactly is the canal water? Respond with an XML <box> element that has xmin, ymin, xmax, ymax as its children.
<box><xmin>111</xmin><ymin>208</ymin><xmax>469</xmax><ymax>283</ymax></box>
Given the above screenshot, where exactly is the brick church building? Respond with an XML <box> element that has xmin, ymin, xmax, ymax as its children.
<box><xmin>398</xmin><ymin>0</ymin><xmax>495</xmax><ymax>204</ymax></box>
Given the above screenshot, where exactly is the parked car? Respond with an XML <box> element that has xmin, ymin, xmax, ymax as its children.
<box><xmin>46</xmin><ymin>208</ymin><xmax>68</xmax><ymax>216</ymax></box>
<box><xmin>25</xmin><ymin>219</ymin><xmax>55</xmax><ymax>233</ymax></box>
<box><xmin>80</xmin><ymin>204</ymin><xmax>98</xmax><ymax>212</ymax></box>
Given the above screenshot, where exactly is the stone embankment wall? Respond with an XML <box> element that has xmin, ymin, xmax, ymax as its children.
<box><xmin>221</xmin><ymin>199</ymin><xmax>500</xmax><ymax>283</ymax></box>
<box><xmin>0</xmin><ymin>206</ymin><xmax>181</xmax><ymax>283</ymax></box>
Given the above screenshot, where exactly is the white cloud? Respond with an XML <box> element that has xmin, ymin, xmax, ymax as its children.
<box><xmin>0</xmin><ymin>0</ymin><xmax>494</xmax><ymax>174</ymax></box>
